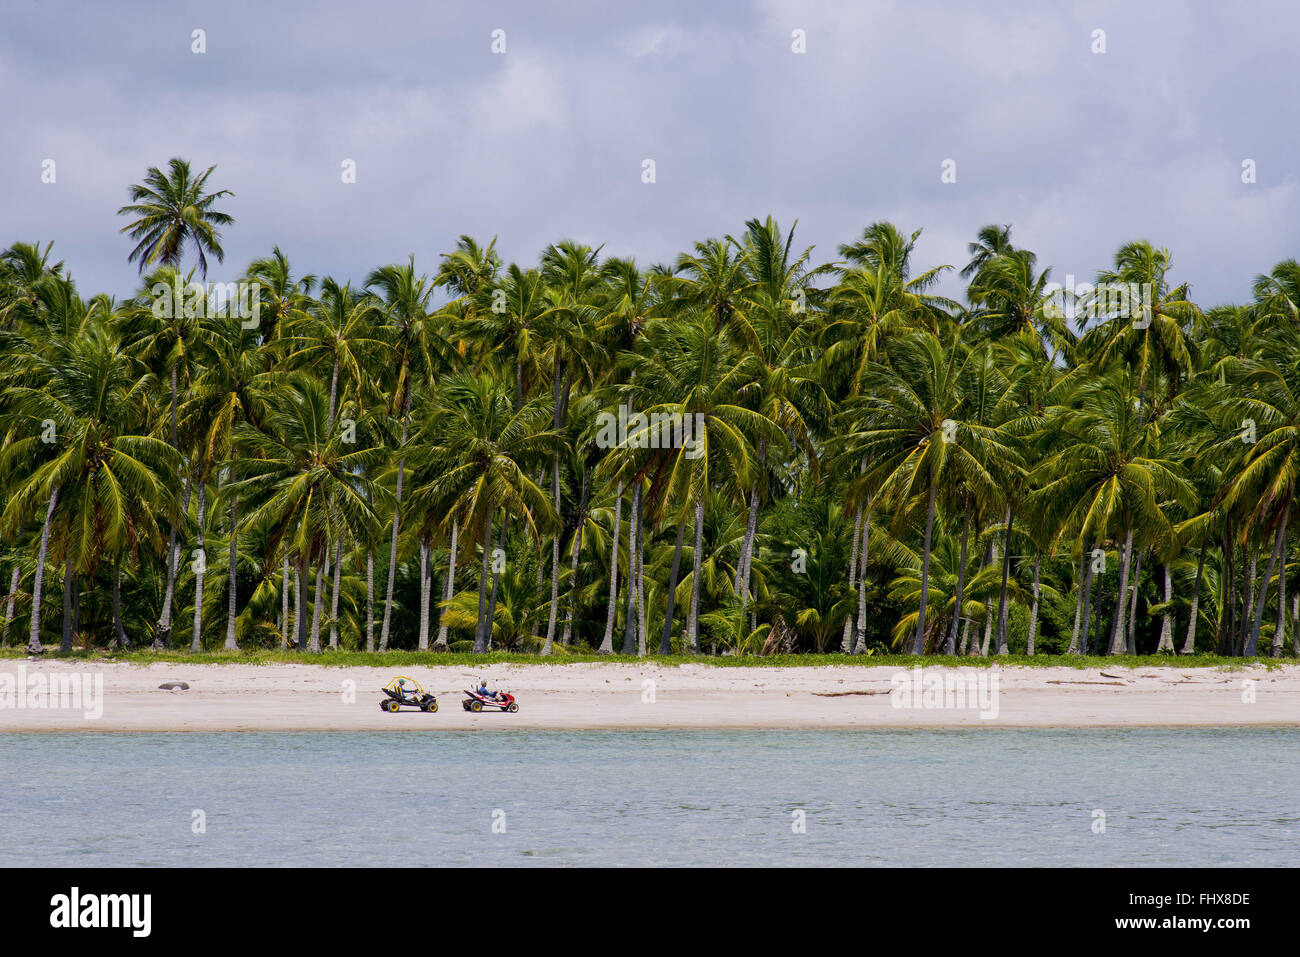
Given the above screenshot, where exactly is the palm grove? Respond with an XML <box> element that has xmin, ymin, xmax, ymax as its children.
<box><xmin>3</xmin><ymin>160</ymin><xmax>1300</xmax><ymax>659</ymax></box>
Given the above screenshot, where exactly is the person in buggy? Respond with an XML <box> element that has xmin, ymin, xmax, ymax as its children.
<box><xmin>477</xmin><ymin>679</ymin><xmax>502</xmax><ymax>702</ymax></box>
<box><xmin>397</xmin><ymin>677</ymin><xmax>421</xmax><ymax>703</ymax></box>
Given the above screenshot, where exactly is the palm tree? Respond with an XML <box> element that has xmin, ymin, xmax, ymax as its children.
<box><xmin>537</xmin><ymin>240</ymin><xmax>604</xmax><ymax>652</ymax></box>
<box><xmin>960</xmin><ymin>224</ymin><xmax>1015</xmax><ymax>279</ymax></box>
<box><xmin>231</xmin><ymin>375</ymin><xmax>386</xmax><ymax>653</ymax></box>
<box><xmin>117</xmin><ymin>265</ymin><xmax>204</xmax><ymax>648</ymax></box>
<box><xmin>181</xmin><ymin>312</ymin><xmax>276</xmax><ymax>649</ymax></box>
<box><xmin>838</xmin><ymin>329</ymin><xmax>1015</xmax><ymax>654</ymax></box>
<box><xmin>1212</xmin><ymin>328</ymin><xmax>1300</xmax><ymax>655</ymax></box>
<box><xmin>607</xmin><ymin>314</ymin><xmax>770</xmax><ymax>653</ymax></box>
<box><xmin>117</xmin><ymin>158</ymin><xmax>233</xmax><ymax>279</ymax></box>
<box><xmin>366</xmin><ymin>259</ymin><xmax>449</xmax><ymax>651</ymax></box>
<box><xmin>0</xmin><ymin>319</ymin><xmax>181</xmax><ymax>652</ymax></box>
<box><xmin>1032</xmin><ymin>372</ymin><xmax>1196</xmax><ymax>654</ymax></box>
<box><xmin>244</xmin><ymin>247</ymin><xmax>316</xmax><ymax>347</ymax></box>
<box><xmin>415</xmin><ymin>372</ymin><xmax>559</xmax><ymax>653</ymax></box>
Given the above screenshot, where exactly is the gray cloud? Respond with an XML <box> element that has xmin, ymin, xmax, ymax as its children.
<box><xmin>3</xmin><ymin>0</ymin><xmax>1297</xmax><ymax>306</ymax></box>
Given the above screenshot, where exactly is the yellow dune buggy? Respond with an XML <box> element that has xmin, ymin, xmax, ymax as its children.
<box><xmin>380</xmin><ymin>676</ymin><xmax>438</xmax><ymax>713</ymax></box>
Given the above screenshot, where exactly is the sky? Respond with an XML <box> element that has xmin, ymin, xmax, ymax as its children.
<box><xmin>3</xmin><ymin>0</ymin><xmax>1299</xmax><ymax>307</ymax></box>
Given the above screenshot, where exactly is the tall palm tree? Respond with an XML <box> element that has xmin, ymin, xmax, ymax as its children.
<box><xmin>180</xmin><ymin>312</ymin><xmax>276</xmax><ymax>649</ymax></box>
<box><xmin>366</xmin><ymin>259</ymin><xmax>449</xmax><ymax>650</ymax></box>
<box><xmin>117</xmin><ymin>158</ymin><xmax>233</xmax><ymax>279</ymax></box>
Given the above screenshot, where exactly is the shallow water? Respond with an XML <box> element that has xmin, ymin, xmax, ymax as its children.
<box><xmin>1</xmin><ymin>728</ymin><xmax>1294</xmax><ymax>866</ymax></box>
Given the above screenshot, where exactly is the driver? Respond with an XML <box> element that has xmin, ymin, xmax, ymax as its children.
<box><xmin>398</xmin><ymin>678</ymin><xmax>418</xmax><ymax>701</ymax></box>
<box><xmin>477</xmin><ymin>679</ymin><xmax>500</xmax><ymax>702</ymax></box>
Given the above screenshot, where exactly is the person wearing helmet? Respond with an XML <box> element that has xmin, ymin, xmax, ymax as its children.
<box><xmin>398</xmin><ymin>677</ymin><xmax>418</xmax><ymax>702</ymax></box>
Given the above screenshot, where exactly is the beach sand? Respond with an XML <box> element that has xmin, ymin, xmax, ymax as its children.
<box><xmin>2</xmin><ymin>660</ymin><xmax>1298</xmax><ymax>731</ymax></box>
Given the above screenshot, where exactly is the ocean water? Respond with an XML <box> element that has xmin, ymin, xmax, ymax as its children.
<box><xmin>1</xmin><ymin>728</ymin><xmax>1294</xmax><ymax>867</ymax></box>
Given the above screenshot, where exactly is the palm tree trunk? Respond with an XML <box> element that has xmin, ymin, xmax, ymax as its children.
<box><xmin>224</xmin><ymin>495</ymin><xmax>239</xmax><ymax>650</ymax></box>
<box><xmin>736</xmin><ymin>487</ymin><xmax>759</xmax><ymax>600</ymax></box>
<box><xmin>112</xmin><ymin>559</ymin><xmax>128</xmax><ymax>648</ymax></box>
<box><xmin>621</xmin><ymin>483</ymin><xmax>641</xmax><ymax>655</ymax></box>
<box><xmin>472</xmin><ymin>512</ymin><xmax>494</xmax><ymax>654</ymax></box>
<box><xmin>852</xmin><ymin>500</ymin><xmax>873</xmax><ymax>654</ymax></box>
<box><xmin>292</xmin><ymin>557</ymin><xmax>301</xmax><ymax>649</ymax></box>
<box><xmin>975</xmin><ymin>539</ymin><xmax>996</xmax><ymax>657</ymax></box>
<box><xmin>1218</xmin><ymin>530</ymin><xmax>1235</xmax><ymax>655</ymax></box>
<box><xmin>434</xmin><ymin>520</ymin><xmax>458</xmax><ymax>651</ymax></box>
<box><xmin>280</xmin><ymin>553</ymin><xmax>290</xmax><ymax>647</ymax></box>
<box><xmin>329</xmin><ymin>539</ymin><xmax>344</xmax><ymax>651</ymax></box>
<box><xmin>1292</xmin><ymin>593</ymin><xmax>1299</xmax><ymax>656</ymax></box>
<box><xmin>3</xmin><ymin>561</ymin><xmax>21</xmax><ymax>646</ymax></box>
<box><xmin>543</xmin><ymin>458</ymin><xmax>562</xmax><ymax>653</ymax></box>
<box><xmin>1159</xmin><ymin>561</ymin><xmax>1180</xmax><ymax>650</ymax></box>
<box><xmin>560</xmin><ymin>470</ymin><xmax>590</xmax><ymax>647</ymax></box>
<box><xmin>61</xmin><ymin>560</ymin><xmax>73</xmax><ymax>653</ymax></box>
<box><xmin>1248</xmin><ymin>505</ymin><xmax>1288</xmax><ymax>656</ymax></box>
<box><xmin>1067</xmin><ymin>545</ymin><xmax>1086</xmax><ymax>654</ymax></box>
<box><xmin>659</xmin><ymin>520</ymin><xmax>686</xmax><ymax>655</ymax></box>
<box><xmin>685</xmin><ymin>495</ymin><xmax>704</xmax><ymax>654</ymax></box>
<box><xmin>1181</xmin><ymin>537</ymin><xmax>1208</xmax><ymax>655</ymax></box>
<box><xmin>1080</xmin><ymin>542</ymin><xmax>1097</xmax><ymax>655</ymax></box>
<box><xmin>996</xmin><ymin>505</ymin><xmax>1014</xmax><ymax>655</ymax></box>
<box><xmin>946</xmin><ymin>512</ymin><xmax>971</xmax><ymax>655</ymax></box>
<box><xmin>308</xmin><ymin>551</ymin><xmax>325</xmax><ymax>653</ymax></box>
<box><xmin>735</xmin><ymin>434</ymin><xmax>766</xmax><ymax>604</ymax></box>
<box><xmin>1156</xmin><ymin>563</ymin><xmax>1175</xmax><ymax>652</ymax></box>
<box><xmin>1026</xmin><ymin>553</ymin><xmax>1042</xmax><ymax>655</ymax></box>
<box><xmin>1272</xmin><ymin>523</ymin><xmax>1288</xmax><ymax>658</ymax></box>
<box><xmin>365</xmin><ymin>549</ymin><xmax>375</xmax><ymax>652</ymax></box>
<box><xmin>598</xmin><ymin>481</ymin><xmax>624</xmax><ymax>654</ymax></box>
<box><xmin>635</xmin><ymin>491</ymin><xmax>647</xmax><ymax>657</ymax></box>
<box><xmin>1237</xmin><ymin>549</ymin><xmax>1257</xmax><ymax>656</ymax></box>
<box><xmin>326</xmin><ymin>358</ymin><xmax>339</xmax><ymax>433</ymax></box>
<box><xmin>417</xmin><ymin>537</ymin><xmax>430</xmax><ymax>651</ymax></box>
<box><xmin>841</xmin><ymin>501</ymin><xmax>863</xmax><ymax>653</ymax></box>
<box><xmin>294</xmin><ymin>557</ymin><xmax>307</xmax><ymax>650</ymax></box>
<box><xmin>190</xmin><ymin>480</ymin><xmax>207</xmax><ymax>652</ymax></box>
<box><xmin>910</xmin><ymin>474</ymin><xmax>938</xmax><ymax>655</ymax></box>
<box><xmin>1126</xmin><ymin>551</ymin><xmax>1143</xmax><ymax>655</ymax></box>
<box><xmin>485</xmin><ymin>512</ymin><xmax>510</xmax><ymax>651</ymax></box>
<box><xmin>155</xmin><ymin>366</ymin><xmax>182</xmax><ymax>650</ymax></box>
<box><xmin>379</xmin><ymin>389</ymin><xmax>412</xmax><ymax>651</ymax></box>
<box><xmin>1107</xmin><ymin>528</ymin><xmax>1134</xmax><ymax>655</ymax></box>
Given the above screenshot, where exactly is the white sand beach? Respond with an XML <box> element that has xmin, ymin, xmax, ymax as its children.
<box><xmin>1</xmin><ymin>660</ymin><xmax>1298</xmax><ymax>731</ymax></box>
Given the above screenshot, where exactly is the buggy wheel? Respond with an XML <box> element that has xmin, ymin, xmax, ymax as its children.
<box><xmin>470</xmin><ymin>700</ymin><xmax>483</xmax><ymax>712</ymax></box>
<box><xmin>461</xmin><ymin>700</ymin><xmax>470</xmax><ymax>711</ymax></box>
<box><xmin>422</xmin><ymin>700</ymin><xmax>438</xmax><ymax>713</ymax></box>
<box><xmin>506</xmin><ymin>702</ymin><xmax>518</xmax><ymax>713</ymax></box>
<box><xmin>382</xmin><ymin>699</ymin><xmax>400</xmax><ymax>713</ymax></box>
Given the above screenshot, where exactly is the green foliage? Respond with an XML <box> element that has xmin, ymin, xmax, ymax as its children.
<box><xmin>4</xmin><ymin>184</ymin><xmax>1300</xmax><ymax>663</ymax></box>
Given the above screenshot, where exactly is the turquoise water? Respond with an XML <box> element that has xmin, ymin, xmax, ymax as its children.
<box><xmin>2</xmin><ymin>728</ymin><xmax>1294</xmax><ymax>866</ymax></box>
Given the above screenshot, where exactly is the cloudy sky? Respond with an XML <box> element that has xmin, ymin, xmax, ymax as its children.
<box><xmin>4</xmin><ymin>0</ymin><xmax>1298</xmax><ymax>306</ymax></box>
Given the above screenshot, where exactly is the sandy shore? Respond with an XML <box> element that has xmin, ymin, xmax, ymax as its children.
<box><xmin>2</xmin><ymin>660</ymin><xmax>1299</xmax><ymax>731</ymax></box>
